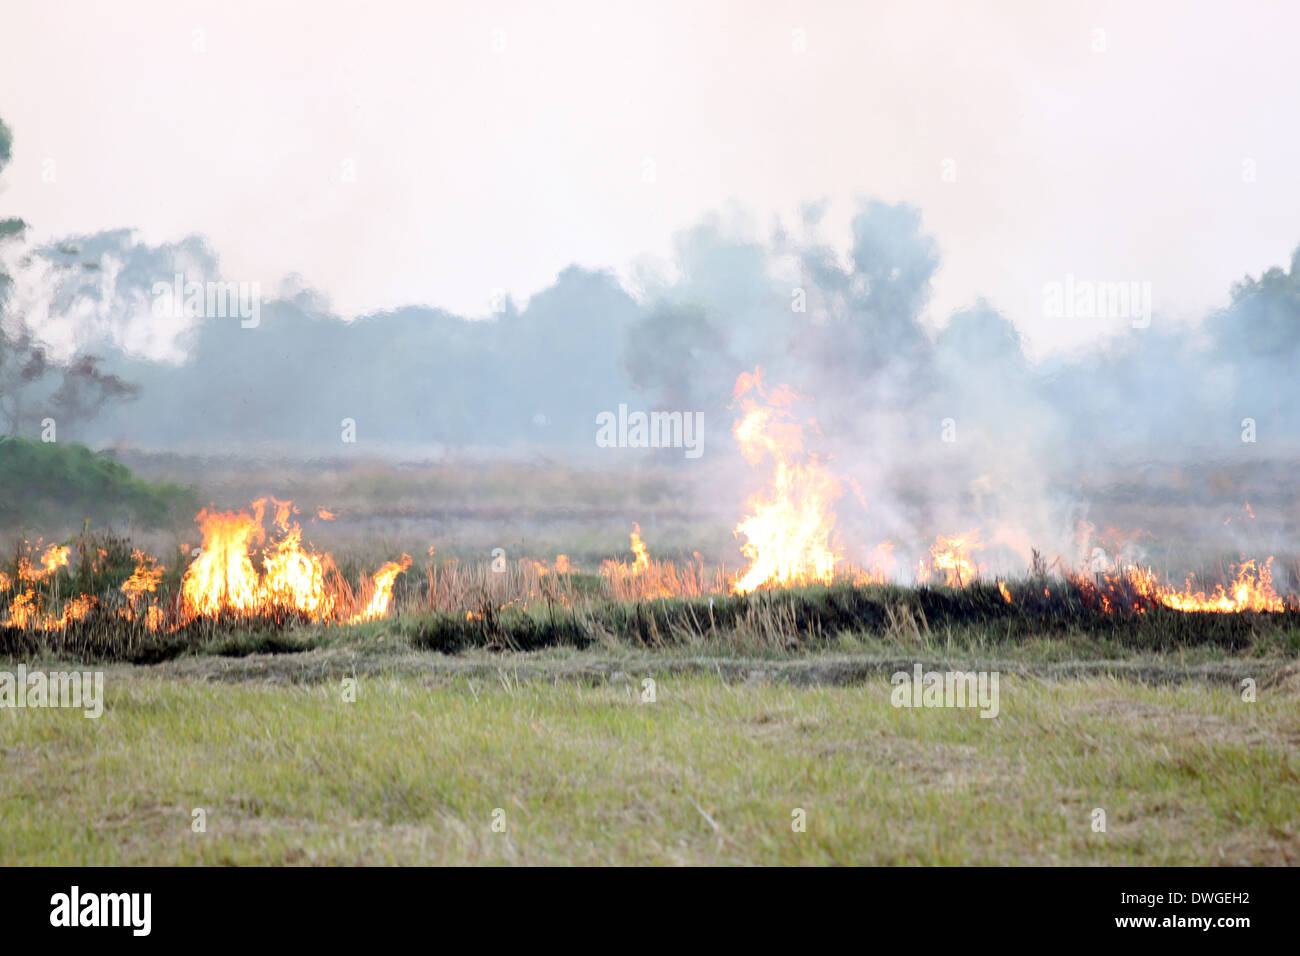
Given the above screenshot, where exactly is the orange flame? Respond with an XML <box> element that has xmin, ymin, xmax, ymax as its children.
<box><xmin>1075</xmin><ymin>557</ymin><xmax>1289</xmax><ymax>614</ymax></box>
<box><xmin>1141</xmin><ymin>559</ymin><xmax>1283</xmax><ymax>613</ymax></box>
<box><xmin>122</xmin><ymin>550</ymin><xmax>163</xmax><ymax>601</ymax></box>
<box><xmin>178</xmin><ymin>499</ymin><xmax>407</xmax><ymax>624</ymax></box>
<box><xmin>263</xmin><ymin>525</ymin><xmax>336</xmax><ymax>619</ymax></box>
<box><xmin>1</xmin><ymin>543</ymin><xmax>86</xmax><ymax>630</ymax></box>
<box><xmin>181</xmin><ymin>501</ymin><xmax>268</xmax><ymax>618</ymax></box>
<box><xmin>731</xmin><ymin>368</ymin><xmax>841</xmax><ymax>594</ymax></box>
<box><xmin>600</xmin><ymin>525</ymin><xmax>701</xmax><ymax>599</ymax></box>
<box><xmin>921</xmin><ymin>530</ymin><xmax>984</xmax><ymax>587</ymax></box>
<box><xmin>4</xmin><ymin>590</ymin><xmax>40</xmax><ymax>629</ymax></box>
<box><xmin>349</xmin><ymin>554</ymin><xmax>413</xmax><ymax>623</ymax></box>
<box><xmin>41</xmin><ymin>544</ymin><xmax>70</xmax><ymax>576</ymax></box>
<box><xmin>629</xmin><ymin>525</ymin><xmax>651</xmax><ymax>575</ymax></box>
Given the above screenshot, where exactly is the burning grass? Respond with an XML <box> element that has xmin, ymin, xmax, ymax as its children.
<box><xmin>7</xmin><ymin>554</ymin><xmax>1299</xmax><ymax>664</ymax></box>
<box><xmin>5</xmin><ymin>370</ymin><xmax>1300</xmax><ymax>663</ymax></box>
<box><xmin>0</xmin><ymin>497</ymin><xmax>412</xmax><ymax>656</ymax></box>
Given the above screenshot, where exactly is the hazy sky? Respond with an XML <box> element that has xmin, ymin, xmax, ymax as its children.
<box><xmin>3</xmin><ymin>0</ymin><xmax>1298</xmax><ymax>356</ymax></box>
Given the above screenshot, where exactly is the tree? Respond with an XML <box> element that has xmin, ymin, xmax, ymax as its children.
<box><xmin>0</xmin><ymin>117</ymin><xmax>138</xmax><ymax>436</ymax></box>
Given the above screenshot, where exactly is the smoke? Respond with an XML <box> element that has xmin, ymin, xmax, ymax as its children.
<box><xmin>4</xmin><ymin>101</ymin><xmax>1299</xmax><ymax>574</ymax></box>
<box><xmin>616</xmin><ymin>200</ymin><xmax>1300</xmax><ymax>575</ymax></box>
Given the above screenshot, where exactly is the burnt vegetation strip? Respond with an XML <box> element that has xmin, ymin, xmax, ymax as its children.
<box><xmin>5</xmin><ymin>579</ymin><xmax>1298</xmax><ymax>664</ymax></box>
<box><xmin>407</xmin><ymin>581</ymin><xmax>1300</xmax><ymax>654</ymax></box>
<box><xmin>0</xmin><ymin>611</ymin><xmax>323</xmax><ymax>665</ymax></box>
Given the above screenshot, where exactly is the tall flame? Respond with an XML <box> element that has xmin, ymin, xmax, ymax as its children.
<box><xmin>181</xmin><ymin>501</ymin><xmax>268</xmax><ymax>618</ymax></box>
<box><xmin>349</xmin><ymin>554</ymin><xmax>413</xmax><ymax>623</ymax></box>
<box><xmin>731</xmin><ymin>368</ymin><xmax>842</xmax><ymax>594</ymax></box>
<box><xmin>629</xmin><ymin>524</ymin><xmax>651</xmax><ymax>575</ymax></box>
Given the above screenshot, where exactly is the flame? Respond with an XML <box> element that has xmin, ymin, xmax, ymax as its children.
<box><xmin>262</xmin><ymin>525</ymin><xmax>336</xmax><ymax>618</ymax></box>
<box><xmin>629</xmin><ymin>525</ymin><xmax>650</xmax><ymax>575</ymax></box>
<box><xmin>179</xmin><ymin>498</ymin><xmax>407</xmax><ymax>624</ymax></box>
<box><xmin>181</xmin><ymin>501</ymin><xmax>268</xmax><ymax>618</ymax></box>
<box><xmin>58</xmin><ymin>594</ymin><xmax>96</xmax><ymax>627</ymax></box>
<box><xmin>1075</xmin><ymin>557</ymin><xmax>1288</xmax><ymax>614</ymax></box>
<box><xmin>122</xmin><ymin>550</ymin><xmax>163</xmax><ymax>601</ymax></box>
<box><xmin>1</xmin><ymin>542</ymin><xmax>86</xmax><ymax>630</ymax></box>
<box><xmin>349</xmin><ymin>554</ymin><xmax>413</xmax><ymax>623</ymax></box>
<box><xmin>998</xmin><ymin>581</ymin><xmax>1012</xmax><ymax>603</ymax></box>
<box><xmin>41</xmin><ymin>545</ymin><xmax>70</xmax><ymax>576</ymax></box>
<box><xmin>4</xmin><ymin>590</ymin><xmax>39</xmax><ymax>629</ymax></box>
<box><xmin>731</xmin><ymin>367</ymin><xmax>842</xmax><ymax>594</ymax></box>
<box><xmin>1142</xmin><ymin>558</ymin><xmax>1284</xmax><ymax>613</ymax></box>
<box><xmin>524</xmin><ymin>555</ymin><xmax>575</xmax><ymax>576</ymax></box>
<box><xmin>271</xmin><ymin>497</ymin><xmax>297</xmax><ymax>531</ymax></box>
<box><xmin>600</xmin><ymin>525</ymin><xmax>702</xmax><ymax>600</ymax></box>
<box><xmin>922</xmin><ymin>530</ymin><xmax>984</xmax><ymax>587</ymax></box>
<box><xmin>6</xmin><ymin>542</ymin><xmax>71</xmax><ymax>590</ymax></box>
<box><xmin>2</xmin><ymin>584</ymin><xmax>98</xmax><ymax>632</ymax></box>
<box><xmin>120</xmin><ymin>549</ymin><xmax>166</xmax><ymax>628</ymax></box>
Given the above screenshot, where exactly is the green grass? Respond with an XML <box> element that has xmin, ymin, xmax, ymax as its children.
<box><xmin>1</xmin><ymin>664</ymin><xmax>1296</xmax><ymax>864</ymax></box>
<box><xmin>4</xmin><ymin>568</ymin><xmax>1295</xmax><ymax>866</ymax></box>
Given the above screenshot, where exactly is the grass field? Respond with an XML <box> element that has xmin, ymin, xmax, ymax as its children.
<box><xmin>3</xmin><ymin>456</ymin><xmax>1298</xmax><ymax>865</ymax></box>
<box><xmin>3</xmin><ymin>627</ymin><xmax>1297</xmax><ymax>865</ymax></box>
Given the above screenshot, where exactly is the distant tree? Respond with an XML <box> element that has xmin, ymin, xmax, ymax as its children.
<box><xmin>1210</xmin><ymin>244</ymin><xmax>1300</xmax><ymax>358</ymax></box>
<box><xmin>0</xmin><ymin>117</ymin><xmax>138</xmax><ymax>436</ymax></box>
<box><xmin>622</xmin><ymin>302</ymin><xmax>730</xmax><ymax>410</ymax></box>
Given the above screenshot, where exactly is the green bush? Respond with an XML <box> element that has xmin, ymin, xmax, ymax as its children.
<box><xmin>0</xmin><ymin>436</ymin><xmax>196</xmax><ymax>529</ymax></box>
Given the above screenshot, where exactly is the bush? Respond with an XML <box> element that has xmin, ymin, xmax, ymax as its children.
<box><xmin>0</xmin><ymin>436</ymin><xmax>196</xmax><ymax>529</ymax></box>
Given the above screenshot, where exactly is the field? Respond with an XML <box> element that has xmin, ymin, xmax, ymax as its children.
<box><xmin>4</xmin><ymin>640</ymin><xmax>1298</xmax><ymax>865</ymax></box>
<box><xmin>2</xmin><ymin>455</ymin><xmax>1299</xmax><ymax>865</ymax></box>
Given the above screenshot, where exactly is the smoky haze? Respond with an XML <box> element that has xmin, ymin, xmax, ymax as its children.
<box><xmin>3</xmin><ymin>114</ymin><xmax>1299</xmax><ymax>578</ymax></box>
